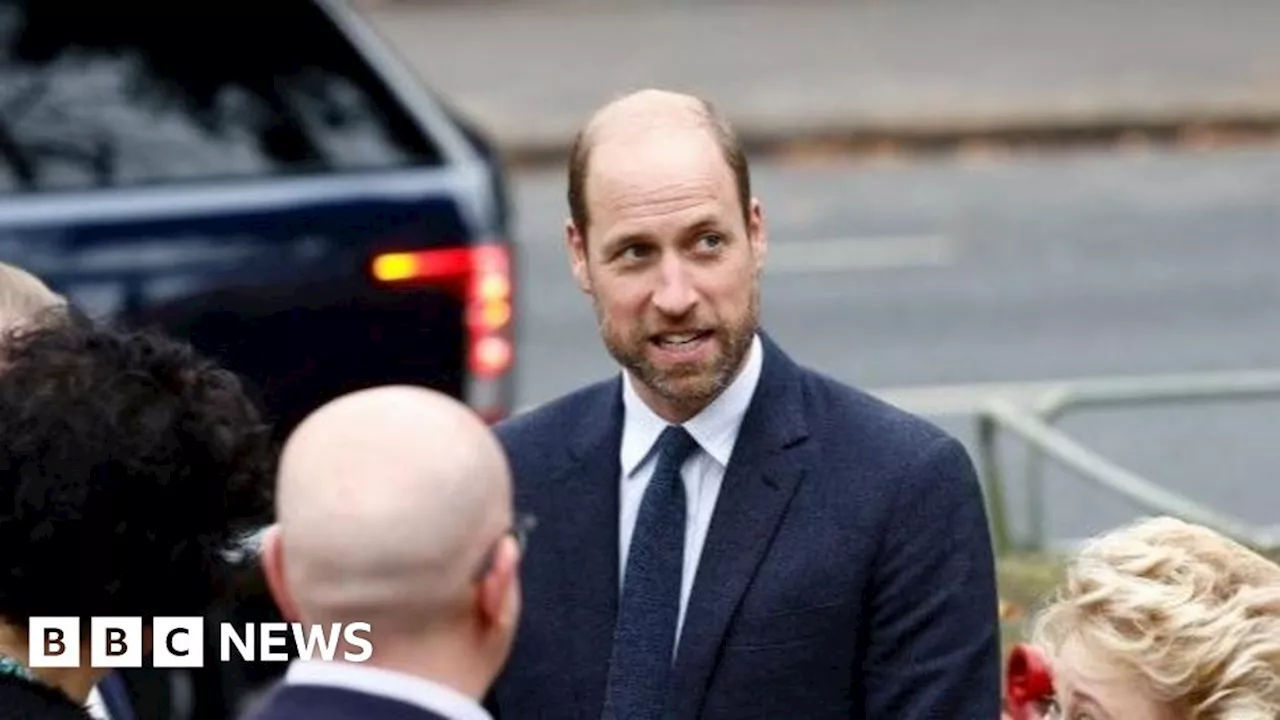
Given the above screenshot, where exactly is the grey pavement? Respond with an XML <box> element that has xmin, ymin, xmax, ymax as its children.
<box><xmin>507</xmin><ymin>143</ymin><xmax>1280</xmax><ymax>545</ymax></box>
<box><xmin>357</xmin><ymin>0</ymin><xmax>1280</xmax><ymax>162</ymax></box>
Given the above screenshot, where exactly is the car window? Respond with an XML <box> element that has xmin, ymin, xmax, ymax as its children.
<box><xmin>0</xmin><ymin>0</ymin><xmax>445</xmax><ymax>194</ymax></box>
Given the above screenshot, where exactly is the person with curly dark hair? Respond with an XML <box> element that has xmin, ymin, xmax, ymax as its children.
<box><xmin>0</xmin><ymin>313</ymin><xmax>275</xmax><ymax>719</ymax></box>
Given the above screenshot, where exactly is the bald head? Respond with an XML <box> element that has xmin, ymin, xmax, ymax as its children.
<box><xmin>273</xmin><ymin>386</ymin><xmax>513</xmax><ymax>631</ymax></box>
<box><xmin>567</xmin><ymin>88</ymin><xmax>750</xmax><ymax>237</ymax></box>
<box><xmin>585</xmin><ymin>88</ymin><xmax>709</xmax><ymax>137</ymax></box>
<box><xmin>0</xmin><ymin>262</ymin><xmax>64</xmax><ymax>337</ymax></box>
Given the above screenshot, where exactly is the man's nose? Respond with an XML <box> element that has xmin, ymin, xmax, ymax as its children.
<box><xmin>651</xmin><ymin>255</ymin><xmax>697</xmax><ymax>317</ymax></box>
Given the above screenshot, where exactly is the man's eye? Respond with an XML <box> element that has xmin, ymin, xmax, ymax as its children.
<box><xmin>698</xmin><ymin>234</ymin><xmax>724</xmax><ymax>249</ymax></box>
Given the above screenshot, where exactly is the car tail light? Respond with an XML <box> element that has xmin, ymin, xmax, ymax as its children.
<box><xmin>371</xmin><ymin>243</ymin><xmax>514</xmax><ymax>400</ymax></box>
<box><xmin>372</xmin><ymin>247</ymin><xmax>475</xmax><ymax>284</ymax></box>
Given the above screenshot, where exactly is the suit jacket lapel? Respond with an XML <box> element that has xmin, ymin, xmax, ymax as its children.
<box><xmin>547</xmin><ymin>378</ymin><xmax>625</xmax><ymax>720</ymax></box>
<box><xmin>670</xmin><ymin>334</ymin><xmax>811</xmax><ymax>718</ymax></box>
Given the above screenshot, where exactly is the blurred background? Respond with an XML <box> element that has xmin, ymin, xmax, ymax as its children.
<box><xmin>1</xmin><ymin>0</ymin><xmax>1278</xmax><ymax>713</ymax></box>
<box><xmin>355</xmin><ymin>0</ymin><xmax>1280</xmax><ymax>551</ymax></box>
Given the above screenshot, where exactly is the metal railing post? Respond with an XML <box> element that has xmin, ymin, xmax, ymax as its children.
<box><xmin>1024</xmin><ymin>390</ymin><xmax>1071</xmax><ymax>553</ymax></box>
<box><xmin>983</xmin><ymin>398</ymin><xmax>1280</xmax><ymax>553</ymax></box>
<box><xmin>977</xmin><ymin>411</ymin><xmax>1013</xmax><ymax>557</ymax></box>
<box><xmin>967</xmin><ymin>369</ymin><xmax>1280</xmax><ymax>555</ymax></box>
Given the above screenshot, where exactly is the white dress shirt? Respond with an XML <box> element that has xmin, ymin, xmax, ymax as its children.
<box><xmin>285</xmin><ymin>660</ymin><xmax>493</xmax><ymax>720</ymax></box>
<box><xmin>84</xmin><ymin>686</ymin><xmax>110</xmax><ymax>720</ymax></box>
<box><xmin>619</xmin><ymin>332</ymin><xmax>764</xmax><ymax>642</ymax></box>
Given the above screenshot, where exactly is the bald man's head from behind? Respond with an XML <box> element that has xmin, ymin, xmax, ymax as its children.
<box><xmin>260</xmin><ymin>386</ymin><xmax>521</xmax><ymax>699</ymax></box>
<box><xmin>0</xmin><ymin>261</ymin><xmax>66</xmax><ymax>339</ymax></box>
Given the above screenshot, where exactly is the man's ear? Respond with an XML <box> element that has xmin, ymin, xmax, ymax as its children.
<box><xmin>566</xmin><ymin>219</ymin><xmax>592</xmax><ymax>295</ymax></box>
<box><xmin>258</xmin><ymin>524</ymin><xmax>300</xmax><ymax>623</ymax></box>
<box><xmin>476</xmin><ymin>535</ymin><xmax>521</xmax><ymax>632</ymax></box>
<box><xmin>747</xmin><ymin>197</ymin><xmax>767</xmax><ymax>272</ymax></box>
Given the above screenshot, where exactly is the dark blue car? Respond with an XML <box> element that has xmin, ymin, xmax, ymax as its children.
<box><xmin>0</xmin><ymin>0</ymin><xmax>518</xmax><ymax>442</ymax></box>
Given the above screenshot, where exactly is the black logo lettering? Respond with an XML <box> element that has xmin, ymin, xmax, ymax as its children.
<box><xmin>44</xmin><ymin>628</ymin><xmax>65</xmax><ymax>656</ymax></box>
<box><xmin>107</xmin><ymin>628</ymin><xmax>127</xmax><ymax>657</ymax></box>
<box><xmin>166</xmin><ymin>628</ymin><xmax>189</xmax><ymax>657</ymax></box>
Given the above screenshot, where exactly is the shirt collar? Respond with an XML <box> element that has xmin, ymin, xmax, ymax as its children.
<box><xmin>621</xmin><ymin>333</ymin><xmax>763</xmax><ymax>475</ymax></box>
<box><xmin>285</xmin><ymin>660</ymin><xmax>492</xmax><ymax>720</ymax></box>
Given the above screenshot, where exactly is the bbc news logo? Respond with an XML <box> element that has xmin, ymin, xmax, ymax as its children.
<box><xmin>28</xmin><ymin>617</ymin><xmax>373</xmax><ymax>668</ymax></box>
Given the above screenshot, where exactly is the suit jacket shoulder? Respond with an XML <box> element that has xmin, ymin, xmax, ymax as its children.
<box><xmin>494</xmin><ymin>376</ymin><xmax>617</xmax><ymax>437</ymax></box>
<box><xmin>799</xmin><ymin>365</ymin><xmax>968</xmax><ymax>475</ymax></box>
<box><xmin>242</xmin><ymin>684</ymin><xmax>452</xmax><ymax>720</ymax></box>
<box><xmin>493</xmin><ymin>376</ymin><xmax>620</xmax><ymax>473</ymax></box>
<box><xmin>787</xmin><ymin>360</ymin><xmax>990</xmax><ymax>570</ymax></box>
<box><xmin>744</xmin><ymin>336</ymin><xmax>975</xmax><ymax>513</ymax></box>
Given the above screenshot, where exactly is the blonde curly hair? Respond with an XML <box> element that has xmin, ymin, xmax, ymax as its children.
<box><xmin>1030</xmin><ymin>516</ymin><xmax>1280</xmax><ymax>718</ymax></box>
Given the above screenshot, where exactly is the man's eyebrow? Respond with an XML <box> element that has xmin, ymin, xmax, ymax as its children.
<box><xmin>600</xmin><ymin>232</ymin><xmax>649</xmax><ymax>257</ymax></box>
<box><xmin>687</xmin><ymin>217</ymin><xmax>722</xmax><ymax>233</ymax></box>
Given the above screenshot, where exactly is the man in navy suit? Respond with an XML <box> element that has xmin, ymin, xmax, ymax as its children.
<box><xmin>245</xmin><ymin>386</ymin><xmax>527</xmax><ymax>720</ymax></box>
<box><xmin>487</xmin><ymin>89</ymin><xmax>1002</xmax><ymax>719</ymax></box>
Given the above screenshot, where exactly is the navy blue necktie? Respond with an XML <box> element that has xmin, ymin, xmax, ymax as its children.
<box><xmin>603</xmin><ymin>425</ymin><xmax>700</xmax><ymax>720</ymax></box>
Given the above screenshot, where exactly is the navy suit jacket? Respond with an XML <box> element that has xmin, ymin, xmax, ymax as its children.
<box><xmin>241</xmin><ymin>683</ymin><xmax>451</xmax><ymax>720</ymax></box>
<box><xmin>488</xmin><ymin>334</ymin><xmax>1001</xmax><ymax>719</ymax></box>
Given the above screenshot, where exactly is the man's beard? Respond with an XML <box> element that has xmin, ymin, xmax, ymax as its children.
<box><xmin>596</xmin><ymin>285</ymin><xmax>759</xmax><ymax>415</ymax></box>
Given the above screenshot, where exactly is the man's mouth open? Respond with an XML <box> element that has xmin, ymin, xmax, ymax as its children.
<box><xmin>651</xmin><ymin>331</ymin><xmax>714</xmax><ymax>357</ymax></box>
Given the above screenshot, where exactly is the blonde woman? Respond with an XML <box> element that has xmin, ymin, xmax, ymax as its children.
<box><xmin>1027</xmin><ymin>516</ymin><xmax>1280</xmax><ymax>719</ymax></box>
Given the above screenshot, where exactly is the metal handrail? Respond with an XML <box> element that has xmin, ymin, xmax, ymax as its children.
<box><xmin>975</xmin><ymin>369</ymin><xmax>1280</xmax><ymax>555</ymax></box>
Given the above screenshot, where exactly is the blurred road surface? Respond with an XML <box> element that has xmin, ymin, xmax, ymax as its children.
<box><xmin>360</xmin><ymin>0</ymin><xmax>1280</xmax><ymax>158</ymax></box>
<box><xmin>510</xmin><ymin>144</ymin><xmax>1280</xmax><ymax>545</ymax></box>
